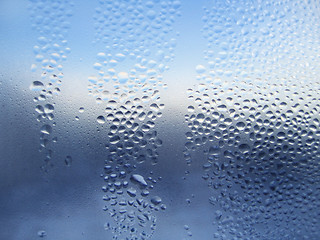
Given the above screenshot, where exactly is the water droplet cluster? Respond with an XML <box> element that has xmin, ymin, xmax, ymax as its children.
<box><xmin>89</xmin><ymin>0</ymin><xmax>181</xmax><ymax>238</ymax></box>
<box><xmin>185</xmin><ymin>0</ymin><xmax>320</xmax><ymax>239</ymax></box>
<box><xmin>185</xmin><ymin>79</ymin><xmax>320</xmax><ymax>238</ymax></box>
<box><xmin>29</xmin><ymin>0</ymin><xmax>73</xmax><ymax>169</ymax></box>
<box><xmin>199</xmin><ymin>0</ymin><xmax>320</xmax><ymax>82</ymax></box>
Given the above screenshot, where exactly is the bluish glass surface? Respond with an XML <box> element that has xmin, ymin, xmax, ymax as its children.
<box><xmin>1</xmin><ymin>0</ymin><xmax>320</xmax><ymax>239</ymax></box>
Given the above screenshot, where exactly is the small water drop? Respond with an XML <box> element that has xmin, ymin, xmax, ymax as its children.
<box><xmin>151</xmin><ymin>196</ymin><xmax>162</xmax><ymax>205</ymax></box>
<box><xmin>97</xmin><ymin>116</ymin><xmax>105</xmax><ymax>124</ymax></box>
<box><xmin>196</xmin><ymin>65</ymin><xmax>206</xmax><ymax>74</ymax></box>
<box><xmin>127</xmin><ymin>187</ymin><xmax>137</xmax><ymax>197</ymax></box>
<box><xmin>130</xmin><ymin>174</ymin><xmax>147</xmax><ymax>188</ymax></box>
<box><xmin>31</xmin><ymin>64</ymin><xmax>37</xmax><ymax>72</ymax></box>
<box><xmin>30</xmin><ymin>81</ymin><xmax>44</xmax><ymax>91</ymax></box>
<box><xmin>65</xmin><ymin>156</ymin><xmax>72</xmax><ymax>167</ymax></box>
<box><xmin>208</xmin><ymin>146</ymin><xmax>220</xmax><ymax>156</ymax></box>
<box><xmin>40</xmin><ymin>124</ymin><xmax>52</xmax><ymax>135</ymax></box>
<box><xmin>239</xmin><ymin>143</ymin><xmax>250</xmax><ymax>153</ymax></box>
<box><xmin>118</xmin><ymin>72</ymin><xmax>129</xmax><ymax>84</ymax></box>
<box><xmin>147</xmin><ymin>10</ymin><xmax>156</xmax><ymax>20</ymax></box>
<box><xmin>37</xmin><ymin>230</ymin><xmax>46</xmax><ymax>238</ymax></box>
<box><xmin>97</xmin><ymin>52</ymin><xmax>106</xmax><ymax>61</ymax></box>
<box><xmin>110</xmin><ymin>135</ymin><xmax>120</xmax><ymax>144</ymax></box>
<box><xmin>44</xmin><ymin>104</ymin><xmax>54</xmax><ymax>114</ymax></box>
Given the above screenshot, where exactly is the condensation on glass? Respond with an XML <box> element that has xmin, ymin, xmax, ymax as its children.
<box><xmin>1</xmin><ymin>0</ymin><xmax>320</xmax><ymax>240</ymax></box>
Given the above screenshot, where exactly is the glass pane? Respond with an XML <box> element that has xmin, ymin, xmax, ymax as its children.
<box><xmin>1</xmin><ymin>0</ymin><xmax>320</xmax><ymax>239</ymax></box>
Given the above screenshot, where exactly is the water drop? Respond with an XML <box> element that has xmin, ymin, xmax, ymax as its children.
<box><xmin>31</xmin><ymin>64</ymin><xmax>37</xmax><ymax>72</ymax></box>
<box><xmin>97</xmin><ymin>116</ymin><xmax>105</xmax><ymax>124</ymax></box>
<box><xmin>151</xmin><ymin>196</ymin><xmax>162</xmax><ymax>205</ymax></box>
<box><xmin>37</xmin><ymin>230</ymin><xmax>46</xmax><ymax>238</ymax></box>
<box><xmin>110</xmin><ymin>135</ymin><xmax>120</xmax><ymax>144</ymax></box>
<box><xmin>118</xmin><ymin>72</ymin><xmax>129</xmax><ymax>84</ymax></box>
<box><xmin>196</xmin><ymin>65</ymin><xmax>206</xmax><ymax>74</ymax></box>
<box><xmin>239</xmin><ymin>143</ymin><xmax>250</xmax><ymax>154</ymax></box>
<box><xmin>147</xmin><ymin>10</ymin><xmax>156</xmax><ymax>20</ymax></box>
<box><xmin>30</xmin><ymin>81</ymin><xmax>44</xmax><ymax>91</ymax></box>
<box><xmin>127</xmin><ymin>187</ymin><xmax>137</xmax><ymax>197</ymax></box>
<box><xmin>40</xmin><ymin>125</ymin><xmax>52</xmax><ymax>135</ymax></box>
<box><xmin>130</xmin><ymin>174</ymin><xmax>147</xmax><ymax>188</ymax></box>
<box><xmin>65</xmin><ymin>156</ymin><xmax>72</xmax><ymax>167</ymax></box>
<box><xmin>44</xmin><ymin>104</ymin><xmax>54</xmax><ymax>114</ymax></box>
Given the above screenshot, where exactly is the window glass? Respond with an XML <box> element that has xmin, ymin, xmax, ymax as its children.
<box><xmin>1</xmin><ymin>0</ymin><xmax>320</xmax><ymax>239</ymax></box>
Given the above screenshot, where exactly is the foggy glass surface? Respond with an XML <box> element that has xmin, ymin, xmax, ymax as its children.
<box><xmin>1</xmin><ymin>0</ymin><xmax>320</xmax><ymax>239</ymax></box>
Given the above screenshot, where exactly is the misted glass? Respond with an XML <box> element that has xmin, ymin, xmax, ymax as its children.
<box><xmin>1</xmin><ymin>0</ymin><xmax>320</xmax><ymax>239</ymax></box>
